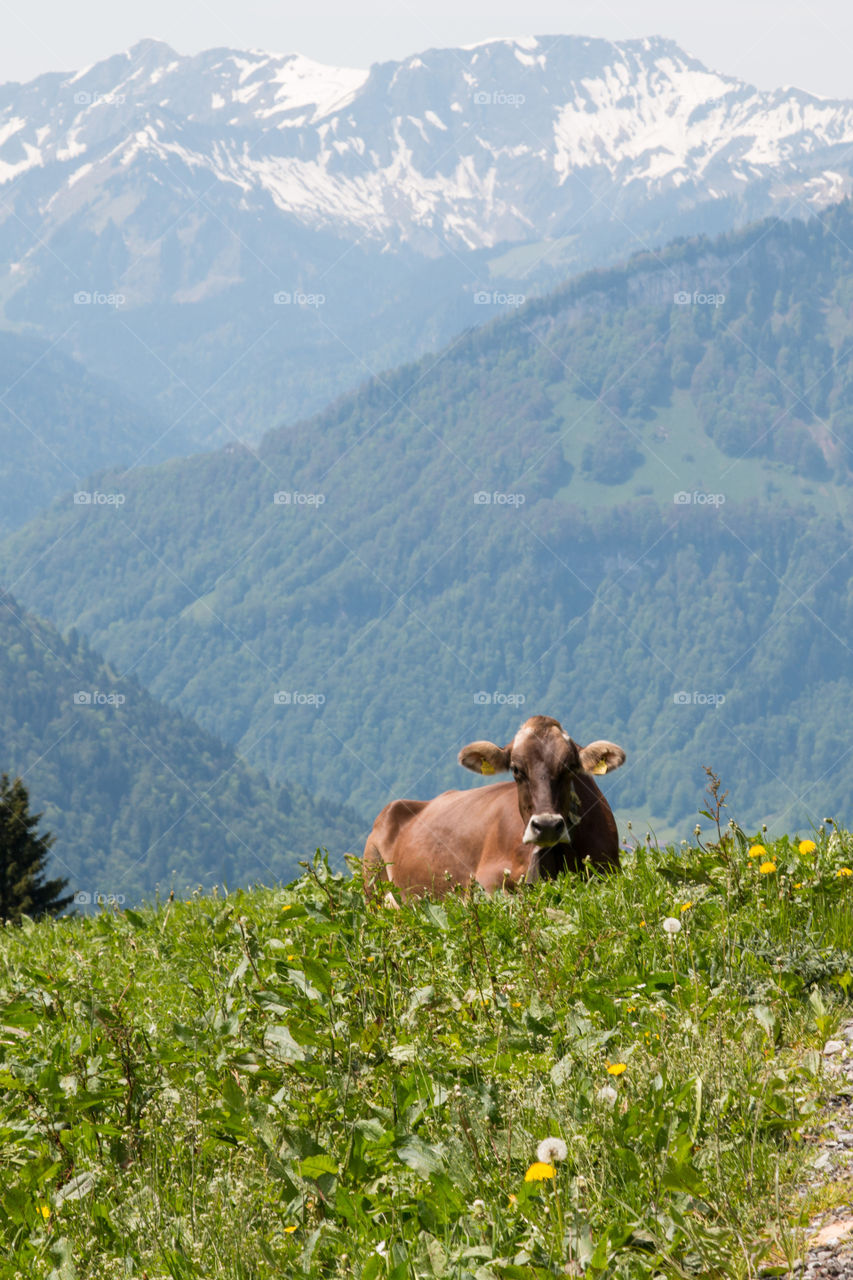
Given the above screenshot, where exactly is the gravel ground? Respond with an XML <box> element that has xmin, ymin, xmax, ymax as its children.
<box><xmin>776</xmin><ymin>1019</ymin><xmax>853</xmax><ymax>1279</ymax></box>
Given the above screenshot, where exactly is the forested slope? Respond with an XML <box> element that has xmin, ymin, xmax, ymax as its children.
<box><xmin>0</xmin><ymin>592</ymin><xmax>363</xmax><ymax>903</ymax></box>
<box><xmin>2</xmin><ymin>205</ymin><xmax>852</xmax><ymax>840</ymax></box>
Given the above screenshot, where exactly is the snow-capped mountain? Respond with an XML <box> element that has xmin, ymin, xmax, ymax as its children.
<box><xmin>1</xmin><ymin>34</ymin><xmax>852</xmax><ymax>449</ymax></box>
<box><xmin>3</xmin><ymin>34</ymin><xmax>852</xmax><ymax>253</ymax></box>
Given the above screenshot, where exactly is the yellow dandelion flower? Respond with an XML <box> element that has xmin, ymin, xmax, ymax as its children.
<box><xmin>282</xmin><ymin>904</ymin><xmax>292</xmax><ymax>911</ymax></box>
<box><xmin>748</xmin><ymin>844</ymin><xmax>766</xmax><ymax>859</ymax></box>
<box><xmin>606</xmin><ymin>1062</ymin><xmax>627</xmax><ymax>1076</ymax></box>
<box><xmin>680</xmin><ymin>901</ymin><xmax>693</xmax><ymax>913</ymax></box>
<box><xmin>284</xmin><ymin>1225</ymin><xmax>298</xmax><ymax>1234</ymax></box>
<box><xmin>837</xmin><ymin>867</ymin><xmax>853</xmax><ymax>877</ymax></box>
<box><xmin>38</xmin><ymin>1204</ymin><xmax>50</xmax><ymax>1220</ymax></box>
<box><xmin>524</xmin><ymin>1162</ymin><xmax>556</xmax><ymax>1182</ymax></box>
<box><xmin>759</xmin><ymin>861</ymin><xmax>777</xmax><ymax>874</ymax></box>
<box><xmin>639</xmin><ymin>920</ymin><xmax>646</xmax><ymax>927</ymax></box>
<box><xmin>799</xmin><ymin>840</ymin><xmax>817</xmax><ymax>856</ymax></box>
<box><xmin>794</xmin><ymin>882</ymin><xmax>803</xmax><ymax>889</ymax></box>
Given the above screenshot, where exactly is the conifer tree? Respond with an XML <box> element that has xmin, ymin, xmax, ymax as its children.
<box><xmin>0</xmin><ymin>774</ymin><xmax>71</xmax><ymax>924</ymax></box>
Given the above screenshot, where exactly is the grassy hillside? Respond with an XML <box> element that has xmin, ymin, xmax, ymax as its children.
<box><xmin>2</xmin><ymin>205</ymin><xmax>853</xmax><ymax>852</ymax></box>
<box><xmin>0</xmin><ymin>590</ymin><xmax>363</xmax><ymax>904</ymax></box>
<box><xmin>2</xmin><ymin>825</ymin><xmax>852</xmax><ymax>1278</ymax></box>
<box><xmin>0</xmin><ymin>330</ymin><xmax>180</xmax><ymax>533</ymax></box>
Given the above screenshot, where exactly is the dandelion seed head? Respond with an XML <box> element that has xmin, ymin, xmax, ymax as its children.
<box><xmin>536</xmin><ymin>1136</ymin><xmax>568</xmax><ymax>1163</ymax></box>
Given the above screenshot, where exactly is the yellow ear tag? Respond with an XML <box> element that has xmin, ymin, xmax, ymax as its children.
<box><xmin>592</xmin><ymin>761</ymin><xmax>608</xmax><ymax>775</ymax></box>
<box><xmin>481</xmin><ymin>761</ymin><xmax>495</xmax><ymax>775</ymax></box>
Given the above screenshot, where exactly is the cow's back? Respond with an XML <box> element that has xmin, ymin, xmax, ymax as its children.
<box><xmin>364</xmin><ymin>782</ymin><xmax>522</xmax><ymax>898</ymax></box>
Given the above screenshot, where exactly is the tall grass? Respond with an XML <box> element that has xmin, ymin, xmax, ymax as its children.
<box><xmin>1</xmin><ymin>825</ymin><xmax>852</xmax><ymax>1278</ymax></box>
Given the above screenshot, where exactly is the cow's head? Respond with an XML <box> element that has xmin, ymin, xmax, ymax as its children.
<box><xmin>458</xmin><ymin>715</ymin><xmax>625</xmax><ymax>846</ymax></box>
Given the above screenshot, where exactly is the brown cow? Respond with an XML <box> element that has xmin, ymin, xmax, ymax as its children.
<box><xmin>363</xmin><ymin>715</ymin><xmax>625</xmax><ymax>900</ymax></box>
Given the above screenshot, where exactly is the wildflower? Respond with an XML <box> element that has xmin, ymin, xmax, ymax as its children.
<box><xmin>597</xmin><ymin>1085</ymin><xmax>618</xmax><ymax>1106</ymax></box>
<box><xmin>759</xmin><ymin>861</ymin><xmax>777</xmax><ymax>874</ymax></box>
<box><xmin>837</xmin><ymin>868</ymin><xmax>853</xmax><ymax>877</ymax></box>
<box><xmin>282</xmin><ymin>904</ymin><xmax>292</xmax><ymax>911</ymax></box>
<box><xmin>508</xmin><ymin>1194</ymin><xmax>518</xmax><ymax>1206</ymax></box>
<box><xmin>284</xmin><ymin>1225</ymin><xmax>297</xmax><ymax>1234</ymax></box>
<box><xmin>799</xmin><ymin>840</ymin><xmax>817</xmax><ymax>856</ymax></box>
<box><xmin>606</xmin><ymin>1062</ymin><xmax>627</xmax><ymax>1076</ymax></box>
<box><xmin>680</xmin><ymin>901</ymin><xmax>693</xmax><ymax>913</ymax></box>
<box><xmin>794</xmin><ymin>882</ymin><xmax>803</xmax><ymax>889</ymax></box>
<box><xmin>748</xmin><ymin>844</ymin><xmax>766</xmax><ymax>859</ymax></box>
<box><xmin>537</xmin><ymin>1137</ymin><xmax>568</xmax><ymax>1164</ymax></box>
<box><xmin>662</xmin><ymin>917</ymin><xmax>681</xmax><ymax>934</ymax></box>
<box><xmin>37</xmin><ymin>1204</ymin><xmax>50</xmax><ymax>1220</ymax></box>
<box><xmin>471</xmin><ymin>1199</ymin><xmax>486</xmax><ymax>1216</ymax></box>
<box><xmin>375</xmin><ymin>1241</ymin><xmax>389</xmax><ymax>1258</ymax></box>
<box><xmin>639</xmin><ymin>920</ymin><xmax>646</xmax><ymax>927</ymax></box>
<box><xmin>524</xmin><ymin>1162</ymin><xmax>556</xmax><ymax>1182</ymax></box>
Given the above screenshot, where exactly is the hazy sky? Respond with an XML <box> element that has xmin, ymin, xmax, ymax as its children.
<box><xmin>2</xmin><ymin>0</ymin><xmax>853</xmax><ymax>98</ymax></box>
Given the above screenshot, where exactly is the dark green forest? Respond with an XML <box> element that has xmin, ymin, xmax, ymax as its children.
<box><xmin>0</xmin><ymin>591</ymin><xmax>362</xmax><ymax>903</ymax></box>
<box><xmin>2</xmin><ymin>204</ymin><xmax>852</xmax><ymax>859</ymax></box>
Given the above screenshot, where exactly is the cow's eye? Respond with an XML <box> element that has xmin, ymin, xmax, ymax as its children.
<box><xmin>511</xmin><ymin>765</ymin><xmax>525</xmax><ymax>781</ymax></box>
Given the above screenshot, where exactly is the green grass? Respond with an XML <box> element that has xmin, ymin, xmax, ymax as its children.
<box><xmin>549</xmin><ymin>387</ymin><xmax>853</xmax><ymax>513</ymax></box>
<box><xmin>2</xmin><ymin>824</ymin><xmax>853</xmax><ymax>1278</ymax></box>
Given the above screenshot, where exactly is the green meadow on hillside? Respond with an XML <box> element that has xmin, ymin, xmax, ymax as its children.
<box><xmin>2</xmin><ymin>815</ymin><xmax>853</xmax><ymax>1279</ymax></box>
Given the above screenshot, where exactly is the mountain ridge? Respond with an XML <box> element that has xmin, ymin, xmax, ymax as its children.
<box><xmin>3</xmin><ymin>32</ymin><xmax>853</xmax><ymax>450</ymax></box>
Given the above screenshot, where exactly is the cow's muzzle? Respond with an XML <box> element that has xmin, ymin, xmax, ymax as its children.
<box><xmin>522</xmin><ymin>813</ymin><xmax>569</xmax><ymax>846</ymax></box>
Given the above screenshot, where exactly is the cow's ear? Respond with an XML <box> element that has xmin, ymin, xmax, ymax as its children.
<box><xmin>458</xmin><ymin>741</ymin><xmax>511</xmax><ymax>776</ymax></box>
<box><xmin>579</xmin><ymin>741</ymin><xmax>626</xmax><ymax>775</ymax></box>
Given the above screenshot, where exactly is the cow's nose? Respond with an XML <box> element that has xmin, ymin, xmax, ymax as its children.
<box><xmin>529</xmin><ymin>814</ymin><xmax>565</xmax><ymax>839</ymax></box>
